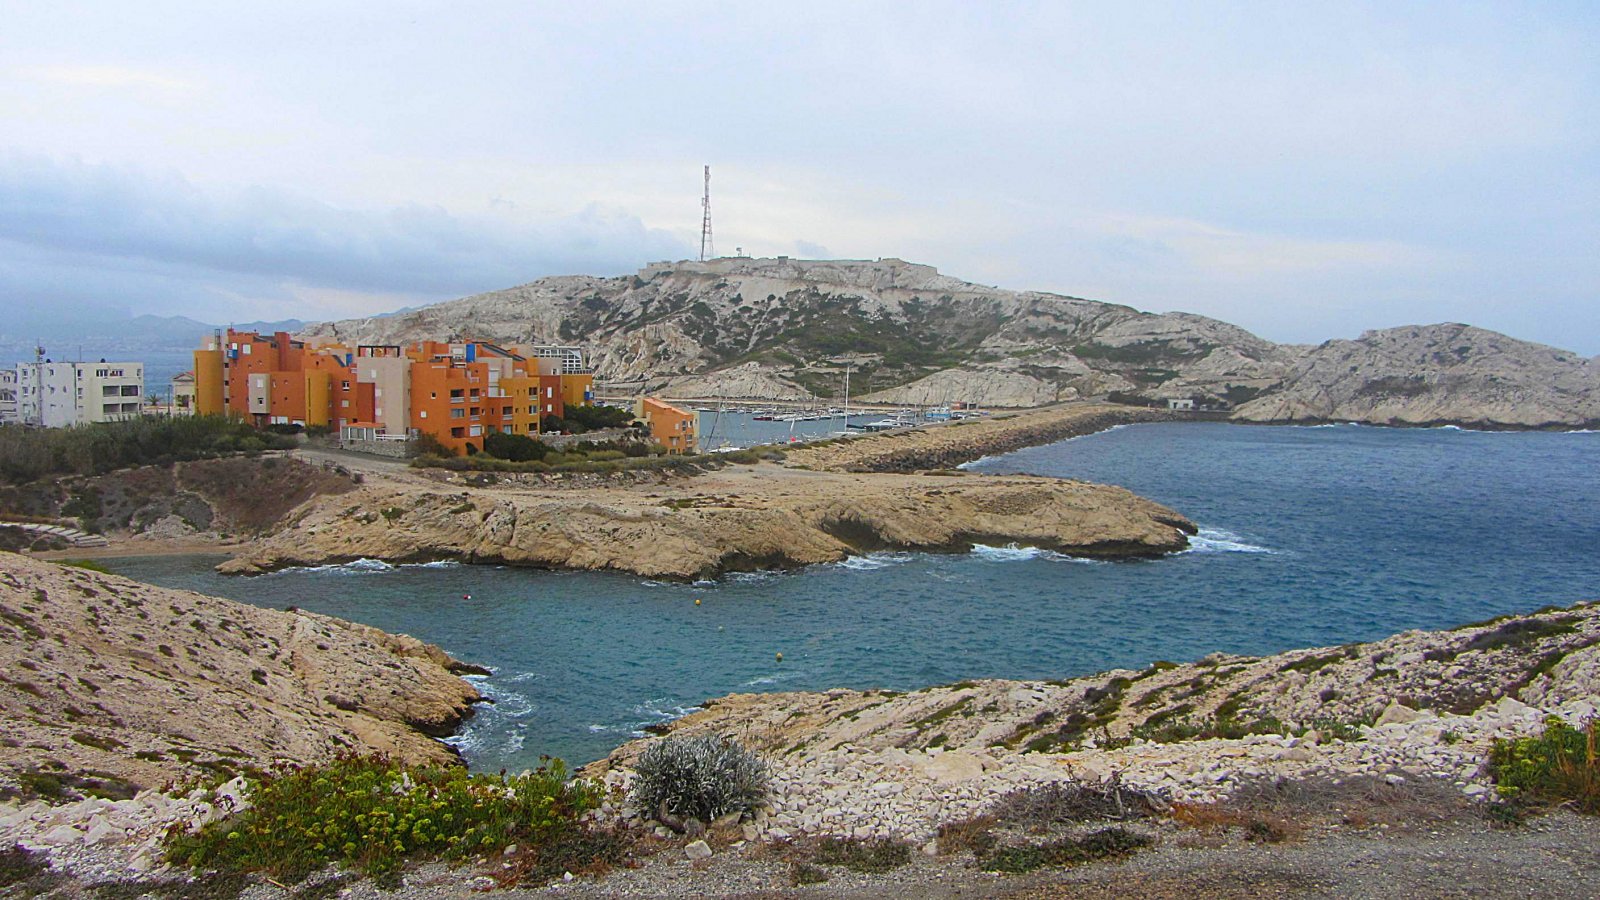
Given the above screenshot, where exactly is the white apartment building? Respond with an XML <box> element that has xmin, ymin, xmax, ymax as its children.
<box><xmin>10</xmin><ymin>361</ymin><xmax>145</xmax><ymax>427</ymax></box>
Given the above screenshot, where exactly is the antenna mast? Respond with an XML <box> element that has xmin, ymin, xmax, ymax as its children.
<box><xmin>699</xmin><ymin>165</ymin><xmax>714</xmax><ymax>261</ymax></box>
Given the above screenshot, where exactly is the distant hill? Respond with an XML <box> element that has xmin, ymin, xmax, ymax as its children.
<box><xmin>297</xmin><ymin>257</ymin><xmax>1600</xmax><ymax>429</ymax></box>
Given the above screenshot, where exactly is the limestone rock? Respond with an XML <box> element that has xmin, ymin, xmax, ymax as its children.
<box><xmin>0</xmin><ymin>552</ymin><xmax>481</xmax><ymax>796</ymax></box>
<box><xmin>300</xmin><ymin>258</ymin><xmax>1597</xmax><ymax>427</ymax></box>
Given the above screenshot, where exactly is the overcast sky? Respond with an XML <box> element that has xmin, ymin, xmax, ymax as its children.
<box><xmin>2</xmin><ymin>2</ymin><xmax>1596</xmax><ymax>352</ymax></box>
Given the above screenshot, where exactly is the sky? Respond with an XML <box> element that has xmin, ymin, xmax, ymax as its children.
<box><xmin>1</xmin><ymin>1</ymin><xmax>1597</xmax><ymax>353</ymax></box>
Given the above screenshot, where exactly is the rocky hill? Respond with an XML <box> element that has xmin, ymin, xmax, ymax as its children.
<box><xmin>0</xmin><ymin>552</ymin><xmax>482</xmax><ymax>803</ymax></box>
<box><xmin>301</xmin><ymin>257</ymin><xmax>1599</xmax><ymax>428</ymax></box>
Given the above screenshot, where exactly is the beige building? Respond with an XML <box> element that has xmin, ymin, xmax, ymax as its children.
<box><xmin>171</xmin><ymin>371</ymin><xmax>196</xmax><ymax>414</ymax></box>
<box><xmin>0</xmin><ymin>369</ymin><xmax>15</xmax><ymax>423</ymax></box>
<box><xmin>13</xmin><ymin>360</ymin><xmax>145</xmax><ymax>427</ymax></box>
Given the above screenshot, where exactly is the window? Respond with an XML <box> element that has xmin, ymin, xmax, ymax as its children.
<box><xmin>469</xmin><ymin>425</ymin><xmax>482</xmax><ymax>436</ymax></box>
<box><xmin>451</xmin><ymin>427</ymin><xmax>465</xmax><ymax>438</ymax></box>
<box><xmin>450</xmin><ymin>408</ymin><xmax>465</xmax><ymax>419</ymax></box>
<box><xmin>342</xmin><ymin>381</ymin><xmax>351</xmax><ymax>390</ymax></box>
<box><xmin>419</xmin><ymin>410</ymin><xmax>428</xmax><ymax>419</ymax></box>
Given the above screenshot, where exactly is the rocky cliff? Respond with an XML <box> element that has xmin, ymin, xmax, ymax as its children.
<box><xmin>301</xmin><ymin>257</ymin><xmax>1599</xmax><ymax>428</ymax></box>
<box><xmin>0</xmin><ymin>553</ymin><xmax>482</xmax><ymax>802</ymax></box>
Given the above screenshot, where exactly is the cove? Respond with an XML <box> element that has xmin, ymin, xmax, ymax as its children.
<box><xmin>105</xmin><ymin>422</ymin><xmax>1600</xmax><ymax>772</ymax></box>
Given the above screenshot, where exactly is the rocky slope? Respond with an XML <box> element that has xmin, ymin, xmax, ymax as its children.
<box><xmin>592</xmin><ymin>602</ymin><xmax>1600</xmax><ymax>843</ymax></box>
<box><xmin>0</xmin><ymin>552</ymin><xmax>482</xmax><ymax>803</ymax></box>
<box><xmin>301</xmin><ymin>257</ymin><xmax>1600</xmax><ymax>428</ymax></box>
<box><xmin>0</xmin><ymin>457</ymin><xmax>359</xmax><ymax>545</ymax></box>
<box><xmin>219</xmin><ymin>462</ymin><xmax>1195</xmax><ymax>579</ymax></box>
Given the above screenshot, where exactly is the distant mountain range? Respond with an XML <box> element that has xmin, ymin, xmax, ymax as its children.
<box><xmin>0</xmin><ymin>316</ymin><xmax>306</xmax><ymax>362</ymax></box>
<box><xmin>295</xmin><ymin>257</ymin><xmax>1598</xmax><ymax>429</ymax></box>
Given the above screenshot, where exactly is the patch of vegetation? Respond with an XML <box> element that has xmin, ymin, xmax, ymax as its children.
<box><xmin>0</xmin><ymin>843</ymin><xmax>50</xmax><ymax>886</ymax></box>
<box><xmin>788</xmin><ymin>861</ymin><xmax>829</xmax><ymax>885</ymax></box>
<box><xmin>811</xmin><ymin>836</ymin><xmax>912</xmax><ymax>873</ymax></box>
<box><xmin>980</xmin><ymin>827</ymin><xmax>1151</xmax><ymax>873</ymax></box>
<box><xmin>912</xmin><ymin>696</ymin><xmax>972</xmax><ymax>730</ymax></box>
<box><xmin>1016</xmin><ymin>677</ymin><xmax>1131</xmax><ymax>753</ymax></box>
<box><xmin>0</xmin><ymin>416</ymin><xmax>295</xmax><ymax>485</ymax></box>
<box><xmin>1488</xmin><ymin>717</ymin><xmax>1598</xmax><ymax>814</ymax></box>
<box><xmin>628</xmin><ymin>734</ymin><xmax>768</xmax><ymax>822</ymax></box>
<box><xmin>1176</xmin><ymin>773</ymin><xmax>1470</xmax><ymax>837</ymax></box>
<box><xmin>165</xmin><ymin>755</ymin><xmax>598</xmax><ymax>882</ymax></box>
<box><xmin>1277</xmin><ymin>645</ymin><xmax>1358</xmax><ymax>674</ymax></box>
<box><xmin>70</xmin><ymin>732</ymin><xmax>124</xmax><ymax>752</ymax></box>
<box><xmin>990</xmin><ymin>778</ymin><xmax>1162</xmax><ymax>826</ymax></box>
<box><xmin>56</xmin><ymin>559</ymin><xmax>113</xmax><ymax>574</ymax></box>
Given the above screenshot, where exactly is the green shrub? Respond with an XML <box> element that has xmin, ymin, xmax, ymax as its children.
<box><xmin>1487</xmin><ymin>717</ymin><xmax>1598</xmax><ymax>814</ymax></box>
<box><xmin>0</xmin><ymin>415</ymin><xmax>295</xmax><ymax>485</ymax></box>
<box><xmin>628</xmin><ymin>735</ymin><xmax>769</xmax><ymax>822</ymax></box>
<box><xmin>811</xmin><ymin>836</ymin><xmax>911</xmax><ymax>873</ymax></box>
<box><xmin>57</xmin><ymin>559</ymin><xmax>113</xmax><ymax>574</ymax></box>
<box><xmin>165</xmin><ymin>755</ymin><xmax>597</xmax><ymax>882</ymax></box>
<box><xmin>483</xmin><ymin>432</ymin><xmax>551</xmax><ymax>462</ymax></box>
<box><xmin>979</xmin><ymin>827</ymin><xmax>1151</xmax><ymax>873</ymax></box>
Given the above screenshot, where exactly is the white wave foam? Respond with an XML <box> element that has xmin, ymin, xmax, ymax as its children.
<box><xmin>1184</xmin><ymin>527</ymin><xmax>1276</xmax><ymax>555</ymax></box>
<box><xmin>834</xmin><ymin>552</ymin><xmax>914</xmax><ymax>571</ymax></box>
<box><xmin>956</xmin><ymin>455</ymin><xmax>995</xmax><ymax>470</ymax></box>
<box><xmin>970</xmin><ymin>543</ymin><xmax>1048</xmax><ymax>562</ymax></box>
<box><xmin>969</xmin><ymin>544</ymin><xmax>1106</xmax><ymax>564</ymax></box>
<box><xmin>405</xmin><ymin>560</ymin><xmax>461</xmax><ymax>569</ymax></box>
<box><xmin>275</xmin><ymin>558</ymin><xmax>395</xmax><ymax>575</ymax></box>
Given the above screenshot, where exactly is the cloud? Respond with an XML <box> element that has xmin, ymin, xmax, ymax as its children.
<box><xmin>1083</xmin><ymin>213</ymin><xmax>1440</xmax><ymax>280</ymax></box>
<box><xmin>0</xmin><ymin>154</ymin><xmax>693</xmax><ymax>319</ymax></box>
<box><xmin>18</xmin><ymin>64</ymin><xmax>196</xmax><ymax>93</ymax></box>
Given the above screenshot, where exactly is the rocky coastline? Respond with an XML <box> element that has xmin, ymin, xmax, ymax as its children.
<box><xmin>591</xmin><ymin>602</ymin><xmax>1600</xmax><ymax>845</ymax></box>
<box><xmin>209</xmin><ymin>404</ymin><xmax>1197</xmax><ymax>580</ymax></box>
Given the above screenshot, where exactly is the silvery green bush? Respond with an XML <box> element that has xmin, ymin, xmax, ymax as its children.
<box><xmin>629</xmin><ymin>734</ymin><xmax>769</xmax><ymax>822</ymax></box>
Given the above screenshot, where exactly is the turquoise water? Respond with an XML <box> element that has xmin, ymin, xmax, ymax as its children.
<box><xmin>105</xmin><ymin>422</ymin><xmax>1600</xmax><ymax>770</ymax></box>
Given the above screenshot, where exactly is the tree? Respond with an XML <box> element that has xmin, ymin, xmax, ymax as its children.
<box><xmin>483</xmin><ymin>431</ymin><xmax>550</xmax><ymax>462</ymax></box>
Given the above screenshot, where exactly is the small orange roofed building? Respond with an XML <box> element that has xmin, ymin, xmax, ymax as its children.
<box><xmin>193</xmin><ymin>329</ymin><xmax>594</xmax><ymax>455</ymax></box>
<box><xmin>633</xmin><ymin>397</ymin><xmax>698</xmax><ymax>454</ymax></box>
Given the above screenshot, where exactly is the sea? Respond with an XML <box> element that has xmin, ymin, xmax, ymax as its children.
<box><xmin>104</xmin><ymin>421</ymin><xmax>1600</xmax><ymax>771</ymax></box>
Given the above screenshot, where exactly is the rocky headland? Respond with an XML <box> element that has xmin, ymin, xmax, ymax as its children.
<box><xmin>591</xmin><ymin>602</ymin><xmax>1600</xmax><ymax>844</ymax></box>
<box><xmin>302</xmin><ymin>257</ymin><xmax>1600</xmax><ymax>429</ymax></box>
<box><xmin>218</xmin><ymin>463</ymin><xmax>1194</xmax><ymax>579</ymax></box>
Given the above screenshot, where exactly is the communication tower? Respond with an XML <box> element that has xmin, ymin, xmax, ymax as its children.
<box><xmin>699</xmin><ymin>165</ymin><xmax>714</xmax><ymax>261</ymax></box>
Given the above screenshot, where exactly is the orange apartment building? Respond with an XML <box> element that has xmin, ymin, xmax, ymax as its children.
<box><xmin>634</xmin><ymin>397</ymin><xmax>698</xmax><ymax>454</ymax></box>
<box><xmin>194</xmin><ymin>330</ymin><xmax>594</xmax><ymax>455</ymax></box>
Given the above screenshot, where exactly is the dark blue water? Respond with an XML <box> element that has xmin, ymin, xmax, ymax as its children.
<box><xmin>105</xmin><ymin>422</ymin><xmax>1600</xmax><ymax>770</ymax></box>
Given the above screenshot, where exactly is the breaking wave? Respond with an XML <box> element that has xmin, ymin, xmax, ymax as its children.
<box><xmin>1184</xmin><ymin>527</ymin><xmax>1276</xmax><ymax>555</ymax></box>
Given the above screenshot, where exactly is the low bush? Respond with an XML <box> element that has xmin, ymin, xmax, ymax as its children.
<box><xmin>165</xmin><ymin>755</ymin><xmax>598</xmax><ymax>883</ymax></box>
<box><xmin>628</xmin><ymin>734</ymin><xmax>769</xmax><ymax>823</ymax></box>
<box><xmin>810</xmin><ymin>836</ymin><xmax>912</xmax><ymax>873</ymax></box>
<box><xmin>980</xmin><ymin>827</ymin><xmax>1151</xmax><ymax>873</ymax></box>
<box><xmin>1488</xmin><ymin>717</ymin><xmax>1598</xmax><ymax>814</ymax></box>
<box><xmin>988</xmin><ymin>777</ymin><xmax>1164</xmax><ymax>825</ymax></box>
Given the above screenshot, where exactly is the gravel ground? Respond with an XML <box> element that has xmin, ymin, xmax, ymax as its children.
<box><xmin>18</xmin><ymin>811</ymin><xmax>1595</xmax><ymax>900</ymax></box>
